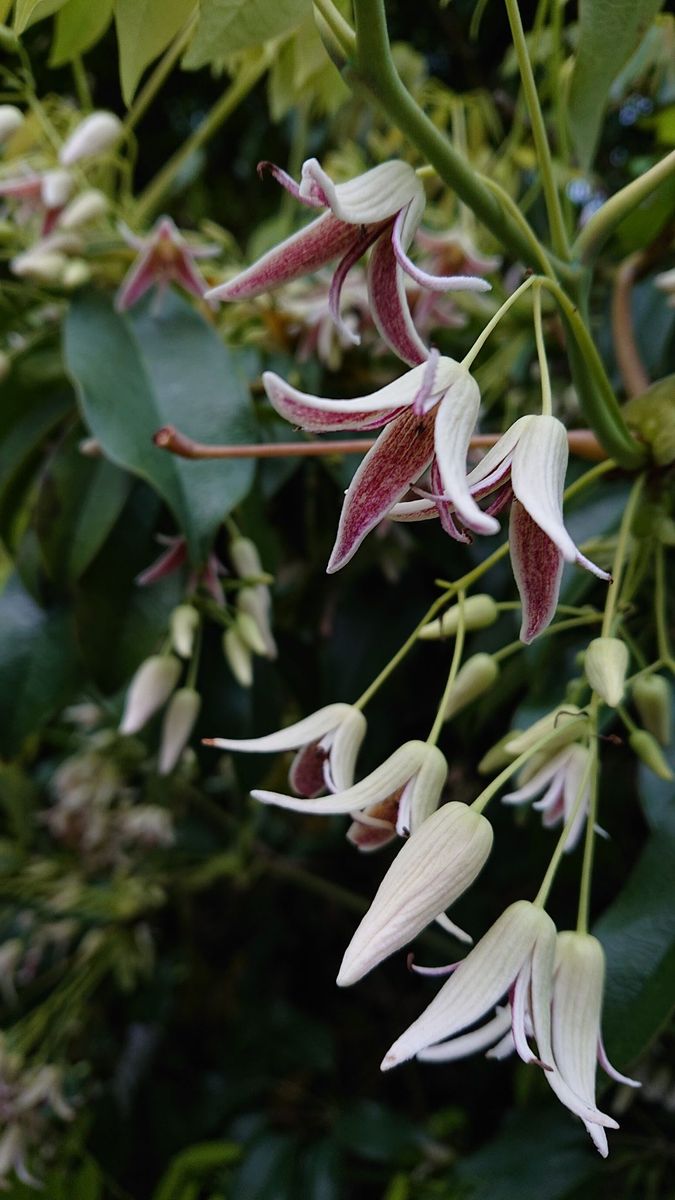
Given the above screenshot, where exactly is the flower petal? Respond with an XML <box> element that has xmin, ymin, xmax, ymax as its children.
<box><xmin>367</xmin><ymin>231</ymin><xmax>429</xmax><ymax>366</ymax></box>
<box><xmin>262</xmin><ymin>361</ymin><xmax>450</xmax><ymax>431</ymax></box>
<box><xmin>289</xmin><ymin>740</ymin><xmax>331</xmax><ymax>798</ymax></box>
<box><xmin>393</xmin><ymin>208</ymin><xmax>492</xmax><ymax>294</ymax></box>
<box><xmin>328</xmin><ymin>225</ymin><xmax>384</xmax><ymax>345</ymax></box>
<box><xmin>207</xmin><ymin>213</ymin><xmax>361</xmax><ymax>302</ymax></box>
<box><xmin>388</xmin><ymin>498</ymin><xmax>438</xmax><ymax>522</ymax></box>
<box><xmin>325</xmin><ymin>707</ymin><xmax>367</xmax><ymax>791</ymax></box>
<box><xmin>115</xmin><ymin>242</ymin><xmax>159</xmax><ymax>311</ymax></box>
<box><xmin>327</xmin><ymin>408</ymin><xmax>436</xmax><ymax>573</ymax></box>
<box><xmin>302</xmin><ymin>159</ymin><xmax>423</xmax><ymax>224</ymax></box>
<box><xmin>204</xmin><ymin>703</ymin><xmax>354</xmax><ymax>754</ymax></box>
<box><xmin>417</xmin><ymin>1007</ymin><xmax>512</xmax><ymax>1062</ymax></box>
<box><xmin>509</xmin><ymin>500</ymin><xmax>565</xmax><ymax>643</ymax></box>
<box><xmin>253</xmin><ymin>740</ymin><xmax>429</xmax><ymax>816</ymax></box>
<box><xmin>434</xmin><ymin>373</ymin><xmax>499</xmax><ymax>535</ymax></box>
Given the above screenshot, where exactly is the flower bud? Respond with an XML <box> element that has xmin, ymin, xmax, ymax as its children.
<box><xmin>235</xmin><ymin>609</ymin><xmax>267</xmax><ymax>656</ymax></box>
<box><xmin>337</xmin><ymin>801</ymin><xmax>493</xmax><ymax>986</ymax></box>
<box><xmin>41</xmin><ymin>168</ymin><xmax>73</xmax><ymax>209</ymax></box>
<box><xmin>419</xmin><ymin>594</ymin><xmax>499</xmax><ymax>640</ymax></box>
<box><xmin>632</xmin><ymin>674</ymin><xmax>671</xmax><ymax>747</ymax></box>
<box><xmin>584</xmin><ymin>637</ymin><xmax>628</xmax><ymax>707</ymax></box>
<box><xmin>237</xmin><ymin>587</ymin><xmax>276</xmax><ymax>659</ymax></box>
<box><xmin>0</xmin><ymin>27</ymin><xmax>20</xmax><ymax>54</ymax></box>
<box><xmin>504</xmin><ymin>705</ymin><xmax>584</xmax><ymax>757</ymax></box>
<box><xmin>11</xmin><ymin>250</ymin><xmax>67</xmax><ymax>283</ymax></box>
<box><xmin>0</xmin><ymin>104</ymin><xmax>23</xmax><ymax>142</ymax></box>
<box><xmin>58</xmin><ymin>188</ymin><xmax>108</xmax><ymax>230</ymax></box>
<box><xmin>0</xmin><ymin>351</ymin><xmax>10</xmax><ymax>383</ymax></box>
<box><xmin>629</xmin><ymin>730</ymin><xmax>674</xmax><ymax>781</ymax></box>
<box><xmin>443</xmin><ymin>653</ymin><xmax>499</xmax><ymax>721</ymax></box>
<box><xmin>170</xmin><ymin>604</ymin><xmax>199</xmax><ymax>658</ymax></box>
<box><xmin>119</xmin><ymin>655</ymin><xmax>181</xmax><ymax>734</ymax></box>
<box><xmin>61</xmin><ymin>259</ymin><xmax>91</xmax><ymax>289</ymax></box>
<box><xmin>223</xmin><ymin>628</ymin><xmax>253</xmax><ymax>687</ymax></box>
<box><xmin>158</xmin><ymin>687</ymin><xmax>201</xmax><ymax>775</ymax></box>
<box><xmin>230</xmin><ymin>535</ymin><xmax>263</xmax><ymax>579</ymax></box>
<box><xmin>59</xmin><ymin>111</ymin><xmax>122</xmax><ymax>165</ymax></box>
<box><xmin>478</xmin><ymin>733</ymin><xmax>516</xmax><ymax>775</ymax></box>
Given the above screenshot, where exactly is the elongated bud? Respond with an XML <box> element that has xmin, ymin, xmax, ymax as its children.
<box><xmin>0</xmin><ymin>104</ymin><xmax>23</xmax><ymax>141</ymax></box>
<box><xmin>223</xmin><ymin>628</ymin><xmax>253</xmax><ymax>687</ymax></box>
<box><xmin>170</xmin><ymin>604</ymin><xmax>199</xmax><ymax>659</ymax></box>
<box><xmin>337</xmin><ymin>802</ymin><xmax>493</xmax><ymax>986</ymax></box>
<box><xmin>629</xmin><ymin>730</ymin><xmax>674</xmax><ymax>781</ymax></box>
<box><xmin>585</xmin><ymin>638</ymin><xmax>628</xmax><ymax>707</ymax></box>
<box><xmin>58</xmin><ymin>188</ymin><xmax>108</xmax><ymax>230</ymax></box>
<box><xmin>443</xmin><ymin>653</ymin><xmax>499</xmax><ymax>721</ymax></box>
<box><xmin>505</xmin><ymin>705</ymin><xmax>584</xmax><ymax>756</ymax></box>
<box><xmin>11</xmin><ymin>250</ymin><xmax>67</xmax><ymax>283</ymax></box>
<box><xmin>59</xmin><ymin>111</ymin><xmax>122</xmax><ymax>165</ymax></box>
<box><xmin>230</xmin><ymin>536</ymin><xmax>263</xmax><ymax>579</ymax></box>
<box><xmin>632</xmin><ymin>675</ymin><xmax>671</xmax><ymax>747</ymax></box>
<box><xmin>236</xmin><ymin>610</ymin><xmax>267</xmax><ymax>656</ymax></box>
<box><xmin>478</xmin><ymin>733</ymin><xmax>516</xmax><ymax>775</ymax></box>
<box><xmin>119</xmin><ymin>655</ymin><xmax>181</xmax><ymax>734</ymax></box>
<box><xmin>41</xmin><ymin>168</ymin><xmax>73</xmax><ymax>209</ymax></box>
<box><xmin>62</xmin><ymin>259</ymin><xmax>91</xmax><ymax>289</ymax></box>
<box><xmin>419</xmin><ymin>595</ymin><xmax>499</xmax><ymax>640</ymax></box>
<box><xmin>237</xmin><ymin>587</ymin><xmax>276</xmax><ymax>659</ymax></box>
<box><xmin>0</xmin><ymin>351</ymin><xmax>10</xmax><ymax>383</ymax></box>
<box><xmin>158</xmin><ymin>688</ymin><xmax>201</xmax><ymax>775</ymax></box>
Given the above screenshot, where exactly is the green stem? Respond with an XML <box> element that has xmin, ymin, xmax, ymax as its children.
<box><xmin>124</xmin><ymin>10</ymin><xmax>199</xmax><ymax>135</ymax></box>
<box><xmin>462</xmin><ymin>275</ymin><xmax>537</xmax><ymax>369</ymax></box>
<box><xmin>349</xmin><ymin>0</ymin><xmax>549</xmax><ymax>270</ymax></box>
<box><xmin>479</xmin><ymin>174</ymin><xmax>557</xmax><ymax>279</ymax></box>
<box><xmin>535</xmin><ymin>742</ymin><xmax>594</xmax><ymax>908</ymax></box>
<box><xmin>533</xmin><ymin>284</ymin><xmax>553</xmax><ymax>416</ymax></box>
<box><xmin>540</xmin><ymin>278</ymin><xmax>647</xmax><ymax>468</ymax></box>
<box><xmin>574</xmin><ymin>148</ymin><xmax>675</xmax><ymax>263</ymax></box>
<box><xmin>427</xmin><ymin>591</ymin><xmax>466</xmax><ymax>745</ymax></box>
<box><xmin>503</xmin><ymin>0</ymin><xmax>570</xmax><ymax>259</ymax></box>
<box><xmin>576</xmin><ymin>704</ymin><xmax>599</xmax><ymax>932</ymax></box>
<box><xmin>312</xmin><ymin>0</ymin><xmax>357</xmax><ymax>55</ymax></box>
<box><xmin>134</xmin><ymin>50</ymin><xmax>272</xmax><ymax>224</ymax></box>
<box><xmin>493</xmin><ymin>612</ymin><xmax>603</xmax><ymax>662</ymax></box>
<box><xmin>655</xmin><ymin>543</ymin><xmax>675</xmax><ymax>672</ymax></box>
<box><xmin>601</xmin><ymin>474</ymin><xmax>644</xmax><ymax>637</ymax></box>
<box><xmin>71</xmin><ymin>56</ymin><xmax>92</xmax><ymax>111</ymax></box>
<box><xmin>471</xmin><ymin>716</ymin><xmax>589</xmax><ymax>815</ymax></box>
<box><xmin>353</xmin><ymin>587</ymin><xmax>456</xmax><ymax>710</ymax></box>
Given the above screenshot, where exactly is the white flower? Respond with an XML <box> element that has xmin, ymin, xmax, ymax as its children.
<box><xmin>337</xmin><ymin>801</ymin><xmax>493</xmax><ymax>985</ymax></box>
<box><xmin>502</xmin><ymin>743</ymin><xmax>592</xmax><ymax>851</ymax></box>
<box><xmin>119</xmin><ymin>655</ymin><xmax>181</xmax><ymax>734</ymax></box>
<box><xmin>158</xmin><ymin>688</ymin><xmax>201</xmax><ymax>775</ymax></box>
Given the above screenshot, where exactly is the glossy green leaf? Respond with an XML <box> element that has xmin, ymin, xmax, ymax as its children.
<box><xmin>594</xmin><ymin>734</ymin><xmax>675</xmax><ymax>1066</ymax></box>
<box><xmin>153</xmin><ymin>1141</ymin><xmax>240</xmax><ymax>1200</ymax></box>
<box><xmin>183</xmin><ymin>0</ymin><xmax>310</xmax><ymax>68</ymax></box>
<box><xmin>13</xmin><ymin>0</ymin><xmax>66</xmax><ymax>32</ymax></box>
<box><xmin>34</xmin><ymin>425</ymin><xmax>131</xmax><ymax>584</ymax></box>
<box><xmin>568</xmin><ymin>0</ymin><xmax>665</xmax><ymax>168</ymax></box>
<box><xmin>50</xmin><ymin>0</ymin><xmax>113</xmax><ymax>65</ymax></box>
<box><xmin>64</xmin><ymin>291</ymin><xmax>258</xmax><ymax>562</ymax></box>
<box><xmin>115</xmin><ymin>0</ymin><xmax>196</xmax><ymax>105</ymax></box>
<box><xmin>0</xmin><ymin>573</ymin><xmax>81</xmax><ymax>755</ymax></box>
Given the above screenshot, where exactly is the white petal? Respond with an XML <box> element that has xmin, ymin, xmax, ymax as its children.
<box><xmin>435</xmin><ymin>912</ymin><xmax>473</xmax><ymax>944</ymax></box>
<box><xmin>337</xmin><ymin>799</ymin><xmax>492</xmax><ymax>986</ymax></box>
<box><xmin>327</xmin><ymin>708</ymin><xmax>367</xmax><ymax>791</ymax></box>
<box><xmin>301</xmin><ymin>159</ymin><xmax>424</xmax><ymax>225</ymax></box>
<box><xmin>434</xmin><ymin>373</ymin><xmax>499</xmax><ymax>535</ymax></box>
<box><xmin>406</xmin><ymin>743</ymin><xmax>448</xmax><ymax>832</ymax></box>
<box><xmin>253</xmin><ymin>740</ymin><xmax>429</xmax><ymax>815</ymax></box>
<box><xmin>205</xmin><ymin>703</ymin><xmax>354</xmax><ymax>753</ymax></box>
<box><xmin>502</xmin><ymin>749</ymin><xmax>571</xmax><ymax>805</ymax></box>
<box><xmin>417</xmin><ymin>1007</ymin><xmax>512</xmax><ymax>1062</ymax></box>
<box><xmin>510</xmin><ymin>416</ymin><xmax>578</xmax><ymax>562</ymax></box>
<box><xmin>263</xmin><ymin>360</ymin><xmax>457</xmax><ymax>416</ymax></box>
<box><xmin>465</xmin><ymin>416</ymin><xmax>533</xmax><ymax>489</ymax></box>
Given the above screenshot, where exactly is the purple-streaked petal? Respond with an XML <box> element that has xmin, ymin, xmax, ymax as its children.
<box><xmin>328</xmin><ymin>224</ymin><xmax>384</xmax><ymax>345</ymax></box>
<box><xmin>367</xmin><ymin>232</ymin><xmax>429</xmax><ymax>366</ymax></box>
<box><xmin>262</xmin><ymin>372</ymin><xmax>404</xmax><ymax>433</ymax></box>
<box><xmin>430</xmin><ymin>459</ymin><xmax>471</xmax><ymax>542</ymax></box>
<box><xmin>0</xmin><ymin>174</ymin><xmax>42</xmax><ymax>199</ymax></box>
<box><xmin>208</xmin><ymin>213</ymin><xmax>363</xmax><ymax>302</ymax></box>
<box><xmin>388</xmin><ymin>498</ymin><xmax>439</xmax><ymax>522</ymax></box>
<box><xmin>509</xmin><ymin>500</ymin><xmax>564</xmax><ymax>643</ymax></box>
<box><xmin>434</xmin><ymin>373</ymin><xmax>499</xmax><ymax>535</ymax></box>
<box><xmin>346</xmin><ymin>817</ymin><xmax>398</xmax><ymax>852</ymax></box>
<box><xmin>205</xmin><ymin>703</ymin><xmax>353</xmax><ymax>754</ymax></box>
<box><xmin>289</xmin><ymin>740</ymin><xmax>330</xmax><ymax>797</ymax></box>
<box><xmin>172</xmin><ymin>247</ymin><xmax>210</xmax><ymax>300</ymax></box>
<box><xmin>115</xmin><ymin>243</ymin><xmax>159</xmax><ymax>311</ymax></box>
<box><xmin>135</xmin><ymin>538</ymin><xmax>187</xmax><ymax>585</ymax></box>
<box><xmin>393</xmin><ymin>208</ymin><xmax>492</xmax><ymax>294</ymax></box>
<box><xmin>258</xmin><ymin>160</ymin><xmax>324</xmax><ymax>207</ymax></box>
<box><xmin>327</xmin><ymin>408</ymin><xmax>436</xmax><ymax>573</ymax></box>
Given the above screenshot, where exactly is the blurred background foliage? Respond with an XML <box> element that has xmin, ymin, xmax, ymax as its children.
<box><xmin>0</xmin><ymin>0</ymin><xmax>674</xmax><ymax>1197</ymax></box>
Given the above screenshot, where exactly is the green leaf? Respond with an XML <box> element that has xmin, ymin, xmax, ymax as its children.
<box><xmin>0</xmin><ymin>386</ymin><xmax>72</xmax><ymax>545</ymax></box>
<box><xmin>0</xmin><ymin>573</ymin><xmax>81</xmax><ymax>755</ymax></box>
<box><xmin>183</xmin><ymin>0</ymin><xmax>310</xmax><ymax>69</ymax></box>
<box><xmin>50</xmin><ymin>0</ymin><xmax>113</xmax><ymax>65</ymax></box>
<box><xmin>64</xmin><ymin>291</ymin><xmax>258</xmax><ymax>562</ymax></box>
<box><xmin>594</xmin><ymin>734</ymin><xmax>675</xmax><ymax>1066</ymax></box>
<box><xmin>13</xmin><ymin>0</ymin><xmax>66</xmax><ymax>33</ymax></box>
<box><xmin>34</xmin><ymin>425</ymin><xmax>131</xmax><ymax>584</ymax></box>
<box><xmin>153</xmin><ymin>1142</ymin><xmax>240</xmax><ymax>1200</ymax></box>
<box><xmin>115</xmin><ymin>0</ymin><xmax>196</xmax><ymax>104</ymax></box>
<box><xmin>568</xmin><ymin>0</ymin><xmax>666</xmax><ymax>168</ymax></box>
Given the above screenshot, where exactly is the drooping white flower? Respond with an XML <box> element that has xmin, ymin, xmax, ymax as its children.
<box><xmin>337</xmin><ymin>801</ymin><xmax>493</xmax><ymax>985</ymax></box>
<box><xmin>502</xmin><ymin>743</ymin><xmax>592</xmax><ymax>851</ymax></box>
<box><xmin>158</xmin><ymin>687</ymin><xmax>201</xmax><ymax>775</ymax></box>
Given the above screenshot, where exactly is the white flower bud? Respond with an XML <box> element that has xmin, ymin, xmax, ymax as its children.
<box><xmin>230</xmin><ymin>535</ymin><xmax>263</xmax><ymax>579</ymax></box>
<box><xmin>11</xmin><ymin>250</ymin><xmax>67</xmax><ymax>282</ymax></box>
<box><xmin>632</xmin><ymin>674</ymin><xmax>671</xmax><ymax>747</ymax></box>
<box><xmin>0</xmin><ymin>105</ymin><xmax>23</xmax><ymax>142</ymax></box>
<box><xmin>170</xmin><ymin>604</ymin><xmax>199</xmax><ymax>658</ymax></box>
<box><xmin>419</xmin><ymin>594</ymin><xmax>499</xmax><ymax>640</ymax></box>
<box><xmin>119</xmin><ymin>655</ymin><xmax>181</xmax><ymax>734</ymax></box>
<box><xmin>237</xmin><ymin>587</ymin><xmax>276</xmax><ymax>659</ymax></box>
<box><xmin>629</xmin><ymin>730</ymin><xmax>674</xmax><ymax>781</ymax></box>
<box><xmin>59</xmin><ymin>111</ymin><xmax>122</xmax><ymax>165</ymax></box>
<box><xmin>236</xmin><ymin>609</ymin><xmax>267</xmax><ymax>656</ymax></box>
<box><xmin>443</xmin><ymin>653</ymin><xmax>499</xmax><ymax>720</ymax></box>
<box><xmin>585</xmin><ymin>637</ymin><xmax>628</xmax><ymax>707</ymax></box>
<box><xmin>41</xmin><ymin>168</ymin><xmax>73</xmax><ymax>209</ymax></box>
<box><xmin>62</xmin><ymin>259</ymin><xmax>91</xmax><ymax>289</ymax></box>
<box><xmin>504</xmin><ymin>705</ymin><xmax>584</xmax><ymax>757</ymax></box>
<box><xmin>158</xmin><ymin>688</ymin><xmax>201</xmax><ymax>775</ymax></box>
<box><xmin>337</xmin><ymin>801</ymin><xmax>493</xmax><ymax>987</ymax></box>
<box><xmin>0</xmin><ymin>351</ymin><xmax>10</xmax><ymax>382</ymax></box>
<box><xmin>223</xmin><ymin>628</ymin><xmax>253</xmax><ymax>687</ymax></box>
<box><xmin>58</xmin><ymin>188</ymin><xmax>108</xmax><ymax>230</ymax></box>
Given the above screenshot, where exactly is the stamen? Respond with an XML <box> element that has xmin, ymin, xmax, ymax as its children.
<box><xmin>406</xmin><ymin>953</ymin><xmax>460</xmax><ymax>976</ymax></box>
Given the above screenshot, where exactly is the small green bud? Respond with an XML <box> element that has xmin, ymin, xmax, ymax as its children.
<box><xmin>624</xmin><ymin>376</ymin><xmax>675</xmax><ymax>467</ymax></box>
<box><xmin>223</xmin><ymin>628</ymin><xmax>253</xmax><ymax>687</ymax></box>
<box><xmin>0</xmin><ymin>26</ymin><xmax>20</xmax><ymax>54</ymax></box>
<box><xmin>419</xmin><ymin>594</ymin><xmax>499</xmax><ymax>640</ymax></box>
<box><xmin>235</xmin><ymin>610</ymin><xmax>267</xmax><ymax>656</ymax></box>
<box><xmin>443</xmin><ymin>653</ymin><xmax>499</xmax><ymax>721</ymax></box>
<box><xmin>230</xmin><ymin>536</ymin><xmax>262</xmax><ymax>579</ymax></box>
<box><xmin>478</xmin><ymin>733</ymin><xmax>517</xmax><ymax>775</ymax></box>
<box><xmin>584</xmin><ymin>637</ymin><xmax>628</xmax><ymax>707</ymax></box>
<box><xmin>629</xmin><ymin>730</ymin><xmax>674</xmax><ymax>781</ymax></box>
<box><xmin>170</xmin><ymin>604</ymin><xmax>199</xmax><ymax>658</ymax></box>
<box><xmin>632</xmin><ymin>675</ymin><xmax>671</xmax><ymax>747</ymax></box>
